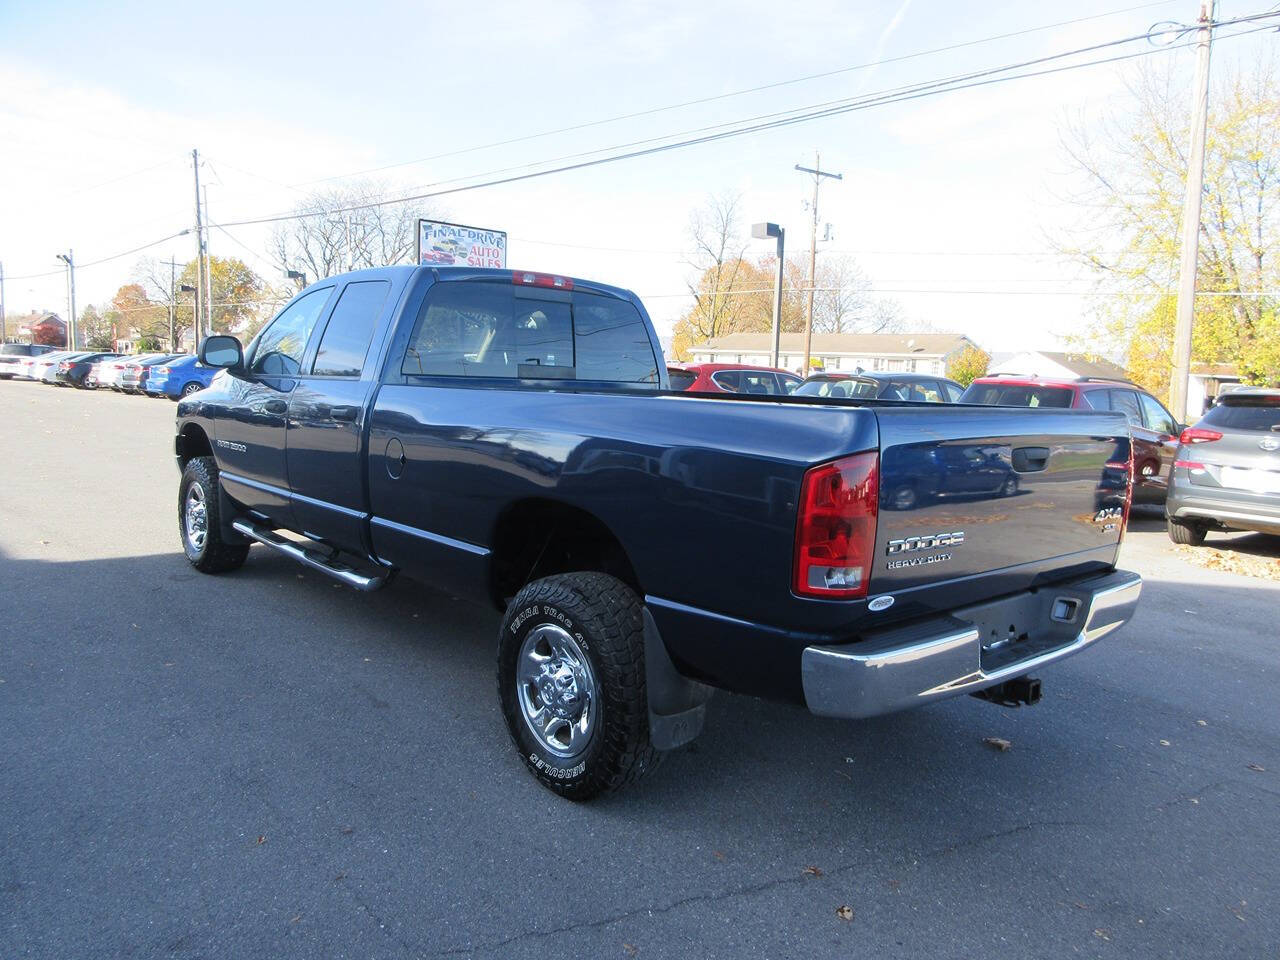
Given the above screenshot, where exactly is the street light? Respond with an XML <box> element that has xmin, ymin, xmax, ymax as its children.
<box><xmin>751</xmin><ymin>223</ymin><xmax>785</xmax><ymax>370</ymax></box>
<box><xmin>286</xmin><ymin>270</ymin><xmax>307</xmax><ymax>290</ymax></box>
<box><xmin>56</xmin><ymin>251</ymin><xmax>77</xmax><ymax>350</ymax></box>
<box><xmin>180</xmin><ymin>284</ymin><xmax>197</xmax><ymax>354</ymax></box>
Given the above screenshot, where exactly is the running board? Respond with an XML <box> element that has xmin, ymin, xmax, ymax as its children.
<box><xmin>231</xmin><ymin>519</ymin><xmax>389</xmax><ymax>592</ymax></box>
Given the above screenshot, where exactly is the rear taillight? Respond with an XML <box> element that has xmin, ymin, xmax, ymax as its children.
<box><xmin>793</xmin><ymin>451</ymin><xmax>879</xmax><ymax>599</ymax></box>
<box><xmin>1179</xmin><ymin>427</ymin><xmax>1222</xmax><ymax>444</ymax></box>
<box><xmin>156</xmin><ymin>366</ymin><xmax>169</xmax><ymax>374</ymax></box>
<box><xmin>1174</xmin><ymin>459</ymin><xmax>1207</xmax><ymax>471</ymax></box>
<box><xmin>513</xmin><ymin>270</ymin><xmax>573</xmax><ymax>290</ymax></box>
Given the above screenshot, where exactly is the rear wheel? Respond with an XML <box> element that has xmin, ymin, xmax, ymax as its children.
<box><xmin>181</xmin><ymin>382</ymin><xmax>202</xmax><ymax>397</ymax></box>
<box><xmin>179</xmin><ymin>456</ymin><xmax>250</xmax><ymax>573</ymax></box>
<box><xmin>1167</xmin><ymin>517</ymin><xmax>1206</xmax><ymax>546</ymax></box>
<box><xmin>497</xmin><ymin>572</ymin><xmax>659</xmax><ymax>801</ymax></box>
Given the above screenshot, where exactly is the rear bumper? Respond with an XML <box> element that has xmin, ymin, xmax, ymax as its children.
<box><xmin>801</xmin><ymin>568</ymin><xmax>1141</xmax><ymax>719</ymax></box>
<box><xmin>1167</xmin><ymin>488</ymin><xmax>1280</xmax><ymax>535</ymax></box>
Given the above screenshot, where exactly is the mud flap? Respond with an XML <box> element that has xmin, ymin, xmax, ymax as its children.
<box><xmin>643</xmin><ymin>607</ymin><xmax>714</xmax><ymax>750</ymax></box>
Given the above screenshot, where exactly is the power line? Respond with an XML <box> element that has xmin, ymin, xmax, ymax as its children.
<box><xmin>288</xmin><ymin>0</ymin><xmax>1182</xmax><ymax>188</ymax></box>
<box><xmin>213</xmin><ymin>15</ymin><xmax>1277</xmax><ymax>230</ymax></box>
<box><xmin>2</xmin><ymin>230</ymin><xmax>192</xmax><ymax>282</ymax></box>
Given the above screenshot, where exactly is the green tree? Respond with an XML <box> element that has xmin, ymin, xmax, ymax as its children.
<box><xmin>947</xmin><ymin>345</ymin><xmax>990</xmax><ymax>386</ymax></box>
<box><xmin>80</xmin><ymin>304</ymin><xmax>114</xmax><ymax>349</ymax></box>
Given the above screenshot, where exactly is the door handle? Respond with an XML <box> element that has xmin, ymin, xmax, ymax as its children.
<box><xmin>263</xmin><ymin>398</ymin><xmax>287</xmax><ymax>414</ymax></box>
<box><xmin>330</xmin><ymin>405</ymin><xmax>358</xmax><ymax>422</ymax></box>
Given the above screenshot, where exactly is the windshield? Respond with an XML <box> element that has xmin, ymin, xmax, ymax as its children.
<box><xmin>795</xmin><ymin>377</ymin><xmax>879</xmax><ymax>399</ymax></box>
<box><xmin>1202</xmin><ymin>396</ymin><xmax>1280</xmax><ymax>432</ymax></box>
<box><xmin>961</xmin><ymin>383</ymin><xmax>1074</xmax><ymax>408</ymax></box>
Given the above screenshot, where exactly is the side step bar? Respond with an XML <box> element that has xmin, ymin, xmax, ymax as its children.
<box><xmin>231</xmin><ymin>519</ymin><xmax>389</xmax><ymax>592</ymax></box>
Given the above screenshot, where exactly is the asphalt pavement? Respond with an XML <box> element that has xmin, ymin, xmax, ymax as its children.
<box><xmin>1</xmin><ymin>379</ymin><xmax>1277</xmax><ymax>959</ymax></box>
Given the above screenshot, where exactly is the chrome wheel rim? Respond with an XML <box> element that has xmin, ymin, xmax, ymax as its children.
<box><xmin>184</xmin><ymin>482</ymin><xmax>208</xmax><ymax>553</ymax></box>
<box><xmin>516</xmin><ymin>624</ymin><xmax>597</xmax><ymax>759</ymax></box>
<box><xmin>183</xmin><ymin>383</ymin><xmax>201</xmax><ymax>396</ymax></box>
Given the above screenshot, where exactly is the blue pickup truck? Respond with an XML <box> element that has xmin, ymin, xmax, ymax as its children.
<box><xmin>175</xmin><ymin>266</ymin><xmax>1142</xmax><ymax>799</ymax></box>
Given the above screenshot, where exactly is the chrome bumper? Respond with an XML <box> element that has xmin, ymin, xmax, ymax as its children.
<box><xmin>801</xmin><ymin>569</ymin><xmax>1142</xmax><ymax>719</ymax></box>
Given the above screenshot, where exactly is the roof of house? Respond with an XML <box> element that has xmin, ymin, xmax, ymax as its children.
<box><xmin>1015</xmin><ymin>350</ymin><xmax>1129</xmax><ymax>380</ymax></box>
<box><xmin>699</xmin><ymin>332</ymin><xmax>971</xmax><ymax>356</ymax></box>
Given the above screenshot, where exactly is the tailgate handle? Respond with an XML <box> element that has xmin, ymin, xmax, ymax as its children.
<box><xmin>1013</xmin><ymin>446</ymin><xmax>1050</xmax><ymax>473</ymax></box>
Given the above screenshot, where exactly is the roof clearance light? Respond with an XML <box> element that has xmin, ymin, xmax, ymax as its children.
<box><xmin>513</xmin><ymin>271</ymin><xmax>573</xmax><ymax>290</ymax></box>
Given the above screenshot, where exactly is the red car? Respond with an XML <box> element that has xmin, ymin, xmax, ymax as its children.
<box><xmin>961</xmin><ymin>374</ymin><xmax>1182</xmax><ymax>504</ymax></box>
<box><xmin>667</xmin><ymin>363</ymin><xmax>802</xmax><ymax>396</ymax></box>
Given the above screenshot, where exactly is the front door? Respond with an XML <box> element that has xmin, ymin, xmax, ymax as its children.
<box><xmin>214</xmin><ymin>285</ymin><xmax>334</xmax><ymax>528</ymax></box>
<box><xmin>286</xmin><ymin>278</ymin><xmax>394</xmax><ymax>554</ymax></box>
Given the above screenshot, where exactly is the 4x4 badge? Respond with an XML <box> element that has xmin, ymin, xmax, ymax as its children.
<box><xmin>1260</xmin><ymin>437</ymin><xmax>1279</xmax><ymax>452</ymax></box>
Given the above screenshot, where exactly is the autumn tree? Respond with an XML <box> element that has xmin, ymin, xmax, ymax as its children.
<box><xmin>105</xmin><ymin>284</ymin><xmax>168</xmax><ymax>346</ymax></box>
<box><xmin>946</xmin><ymin>345</ymin><xmax>990</xmax><ymax>386</ymax></box>
<box><xmin>269</xmin><ymin>180</ymin><xmax>436</xmax><ymax>281</ymax></box>
<box><xmin>1059</xmin><ymin>58</ymin><xmax>1280</xmax><ymax>394</ymax></box>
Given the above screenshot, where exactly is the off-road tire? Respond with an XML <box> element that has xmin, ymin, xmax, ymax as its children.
<box><xmin>498</xmin><ymin>572</ymin><xmax>660</xmax><ymax>801</ymax></box>
<box><xmin>1167</xmin><ymin>517</ymin><xmax>1206</xmax><ymax>546</ymax></box>
<box><xmin>179</xmin><ymin>456</ymin><xmax>250</xmax><ymax>573</ymax></box>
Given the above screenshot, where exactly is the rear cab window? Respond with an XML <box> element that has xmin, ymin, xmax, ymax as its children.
<box><xmin>401</xmin><ymin>280</ymin><xmax>658</xmax><ymax>385</ymax></box>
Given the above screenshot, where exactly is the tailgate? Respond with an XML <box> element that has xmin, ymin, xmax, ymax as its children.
<box><xmin>870</xmin><ymin>405</ymin><xmax>1130</xmax><ymax>598</ymax></box>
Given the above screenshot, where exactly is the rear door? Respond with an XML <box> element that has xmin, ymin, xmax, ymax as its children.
<box><xmin>285</xmin><ymin>278</ymin><xmax>394</xmax><ymax>553</ymax></box>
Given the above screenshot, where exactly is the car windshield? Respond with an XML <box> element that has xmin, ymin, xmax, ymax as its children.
<box><xmin>795</xmin><ymin>377</ymin><xmax>878</xmax><ymax>399</ymax></box>
<box><xmin>961</xmin><ymin>384</ymin><xmax>1074</xmax><ymax>408</ymax></box>
<box><xmin>1201</xmin><ymin>397</ymin><xmax>1280</xmax><ymax>432</ymax></box>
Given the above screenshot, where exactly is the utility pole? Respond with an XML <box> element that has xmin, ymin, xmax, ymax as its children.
<box><xmin>162</xmin><ymin>257</ymin><xmax>179</xmax><ymax>352</ymax></box>
<box><xmin>191</xmin><ymin>148</ymin><xmax>204</xmax><ymax>356</ymax></box>
<box><xmin>795</xmin><ymin>152</ymin><xmax>841</xmax><ymax>375</ymax></box>
<box><xmin>202</xmin><ymin>186</ymin><xmax>213</xmax><ymax>341</ymax></box>
<box><xmin>57</xmin><ymin>251</ymin><xmax>77</xmax><ymax>349</ymax></box>
<box><xmin>1169</xmin><ymin>0</ymin><xmax>1215</xmax><ymax>424</ymax></box>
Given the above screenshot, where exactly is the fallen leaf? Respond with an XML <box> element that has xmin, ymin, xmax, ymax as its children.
<box><xmin>341</xmin><ymin>826</ymin><xmax>354</xmax><ymax>835</ymax></box>
<box><xmin>255</xmin><ymin>835</ymin><xmax>267</xmax><ymax>845</ymax></box>
<box><xmin>1094</xmin><ymin>928</ymin><xmax>1111</xmax><ymax>941</ymax></box>
<box><xmin>804</xmin><ymin>866</ymin><xmax>823</xmax><ymax>877</ymax></box>
<box><xmin>1195</xmin><ymin>719</ymin><xmax>1208</xmax><ymax>726</ymax></box>
<box><xmin>623</xmin><ymin>944</ymin><xmax>638</xmax><ymax>957</ymax></box>
<box><xmin>1228</xmin><ymin>900</ymin><xmax>1247</xmax><ymax>922</ymax></box>
<box><xmin>1159</xmin><ymin>739</ymin><xmax>1171</xmax><ymax>747</ymax></box>
<box><xmin>289</xmin><ymin>915</ymin><xmax>302</xmax><ymax>924</ymax></box>
<box><xmin>334</xmin><ymin>873</ymin><xmax>345</xmax><ymax>881</ymax></box>
<box><xmin>712</xmin><ymin>850</ymin><xmax>725</xmax><ymax>861</ymax></box>
<box><xmin>1247</xmin><ymin>763</ymin><xmax>1265</xmax><ymax>773</ymax></box>
<box><xmin>1073</xmin><ymin>901</ymin><xmax>1089</xmax><ymax>910</ymax></box>
<box><xmin>982</xmin><ymin>737</ymin><xmax>1012</xmax><ymax>752</ymax></box>
<box><xmin>836</xmin><ymin>905</ymin><xmax>854</xmax><ymax>922</ymax></box>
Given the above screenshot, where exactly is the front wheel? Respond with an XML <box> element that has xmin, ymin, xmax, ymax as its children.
<box><xmin>179</xmin><ymin>456</ymin><xmax>250</xmax><ymax>573</ymax></box>
<box><xmin>497</xmin><ymin>572</ymin><xmax>660</xmax><ymax>801</ymax></box>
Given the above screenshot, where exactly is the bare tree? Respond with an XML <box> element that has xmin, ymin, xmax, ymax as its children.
<box><xmin>810</xmin><ymin>254</ymin><xmax>903</xmax><ymax>334</ymax></box>
<box><xmin>681</xmin><ymin>191</ymin><xmax>758</xmax><ymax>341</ymax></box>
<box><xmin>269</xmin><ymin>180</ymin><xmax>438</xmax><ymax>281</ymax></box>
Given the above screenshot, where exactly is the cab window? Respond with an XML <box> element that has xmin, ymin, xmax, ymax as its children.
<box><xmin>311</xmin><ymin>280</ymin><xmax>390</xmax><ymax>377</ymax></box>
<box><xmin>250</xmin><ymin>287</ymin><xmax>333</xmax><ymax>376</ymax></box>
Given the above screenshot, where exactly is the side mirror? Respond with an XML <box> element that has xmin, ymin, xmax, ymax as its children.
<box><xmin>200</xmin><ymin>335</ymin><xmax>244</xmax><ymax>370</ymax></box>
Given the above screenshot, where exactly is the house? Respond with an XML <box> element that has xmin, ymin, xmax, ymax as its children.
<box><xmin>690</xmin><ymin>332</ymin><xmax>977</xmax><ymax>377</ymax></box>
<box><xmin>1188</xmin><ymin>363</ymin><xmax>1242</xmax><ymax>416</ymax></box>
<box><xmin>15</xmin><ymin>313</ymin><xmax>66</xmax><ymax>348</ymax></box>
<box><xmin>991</xmin><ymin>350</ymin><xmax>1129</xmax><ymax>381</ymax></box>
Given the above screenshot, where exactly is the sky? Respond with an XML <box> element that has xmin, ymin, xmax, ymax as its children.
<box><xmin>1</xmin><ymin>0</ymin><xmax>1274</xmax><ymax>353</ymax></box>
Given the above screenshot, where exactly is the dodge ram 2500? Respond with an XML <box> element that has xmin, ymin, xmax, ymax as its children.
<box><xmin>175</xmin><ymin>265</ymin><xmax>1142</xmax><ymax>799</ymax></box>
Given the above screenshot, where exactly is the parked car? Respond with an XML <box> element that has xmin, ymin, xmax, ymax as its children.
<box><xmin>36</xmin><ymin>352</ymin><xmax>91</xmax><ymax>384</ymax></box>
<box><xmin>961</xmin><ymin>375</ymin><xmax>1181</xmax><ymax>504</ymax></box>
<box><xmin>666</xmin><ymin>362</ymin><xmax>801</xmax><ymax>394</ymax></box>
<box><xmin>9</xmin><ymin>349</ymin><xmax>74</xmax><ymax>380</ymax></box>
<box><xmin>795</xmin><ymin>371</ymin><xmax>965</xmax><ymax>402</ymax></box>
<box><xmin>0</xmin><ymin>343</ymin><xmax>57</xmax><ymax>379</ymax></box>
<box><xmin>1166</xmin><ymin>388</ymin><xmax>1280</xmax><ymax>544</ymax></box>
<box><xmin>55</xmin><ymin>352</ymin><xmax>122</xmax><ymax>388</ymax></box>
<box><xmin>144</xmin><ymin>354</ymin><xmax>217</xmax><ymax>400</ymax></box>
<box><xmin>174</xmin><ymin>265</ymin><xmax>1141</xmax><ymax>800</ymax></box>
<box><xmin>102</xmin><ymin>354</ymin><xmax>152</xmax><ymax>390</ymax></box>
<box><xmin>86</xmin><ymin>355</ymin><xmax>131</xmax><ymax>389</ymax></box>
<box><xmin>120</xmin><ymin>354</ymin><xmax>180</xmax><ymax>393</ymax></box>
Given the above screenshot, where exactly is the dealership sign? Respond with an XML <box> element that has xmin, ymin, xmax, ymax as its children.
<box><xmin>416</xmin><ymin>219</ymin><xmax>507</xmax><ymax>268</ymax></box>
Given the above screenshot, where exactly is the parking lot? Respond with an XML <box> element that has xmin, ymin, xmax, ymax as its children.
<box><xmin>1</xmin><ymin>380</ymin><xmax>1277</xmax><ymax>959</ymax></box>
